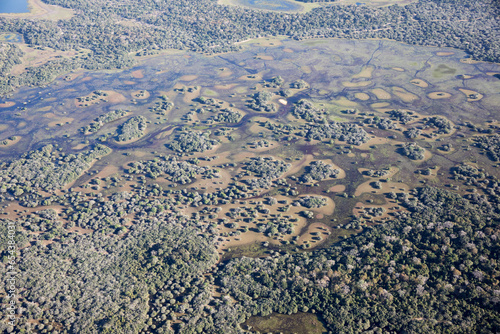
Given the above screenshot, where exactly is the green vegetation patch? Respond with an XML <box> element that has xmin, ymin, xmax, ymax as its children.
<box><xmin>126</xmin><ymin>155</ymin><xmax>220</xmax><ymax>184</ymax></box>
<box><xmin>219</xmin><ymin>187</ymin><xmax>500</xmax><ymax>333</ymax></box>
<box><xmin>0</xmin><ymin>144</ymin><xmax>111</xmax><ymax>193</ymax></box>
<box><xmin>116</xmin><ymin>115</ymin><xmax>147</xmax><ymax>142</ymax></box>
<box><xmin>473</xmin><ymin>134</ymin><xmax>500</xmax><ymax>161</ymax></box>
<box><xmin>399</xmin><ymin>142</ymin><xmax>425</xmax><ymax>160</ymax></box>
<box><xmin>81</xmin><ymin>109</ymin><xmax>128</xmax><ymax>134</ymax></box>
<box><xmin>168</xmin><ymin>129</ymin><xmax>219</xmax><ymax>153</ymax></box>
<box><xmin>16</xmin><ymin>217</ymin><xmax>218</xmax><ymax>333</ymax></box>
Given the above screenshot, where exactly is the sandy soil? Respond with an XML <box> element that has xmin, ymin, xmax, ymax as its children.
<box><xmin>71</xmin><ymin>143</ymin><xmax>88</xmax><ymax>150</ymax></box>
<box><xmin>238</xmin><ymin>73</ymin><xmax>263</xmax><ymax>81</ymax></box>
<box><xmin>352</xmin><ymin>66</ymin><xmax>374</xmax><ymax>78</ymax></box>
<box><xmin>392</xmin><ymin>86</ymin><xmax>418</xmax><ymax>102</ymax></box>
<box><xmin>131</xmin><ymin>90</ymin><xmax>150</xmax><ymax>100</ymax></box>
<box><xmin>183</xmin><ymin>87</ymin><xmax>201</xmax><ymax>104</ymax></box>
<box><xmin>218</xmin><ymin>67</ymin><xmax>233</xmax><ymax>77</ymax></box>
<box><xmin>356</xmin><ymin>136</ymin><xmax>402</xmax><ymax>150</ymax></box>
<box><xmin>131</xmin><ymin>150</ymin><xmax>148</xmax><ymax>158</ymax></box>
<box><xmin>48</xmin><ymin>117</ymin><xmax>74</xmax><ymax>127</ymax></box>
<box><xmin>0</xmin><ymin>136</ymin><xmax>22</xmax><ymax>148</ymax></box>
<box><xmin>195</xmin><ymin>151</ymin><xmax>232</xmax><ymax>167</ymax></box>
<box><xmin>63</xmin><ymin>72</ymin><xmax>83</xmax><ymax>81</ymax></box>
<box><xmin>298</xmin><ymin>194</ymin><xmax>335</xmax><ymax>215</ymax></box>
<box><xmin>371</xmin><ymin>88</ymin><xmax>391</xmax><ymax>99</ymax></box>
<box><xmin>334</xmin><ymin>97</ymin><xmax>358</xmax><ymax>107</ymax></box>
<box><xmin>154</xmin><ymin>127</ymin><xmax>175</xmax><ymax>140</ymax></box>
<box><xmin>190</xmin><ymin>169</ymin><xmax>232</xmax><ymax>192</ymax></box>
<box><xmin>235</xmin><ymin>37</ymin><xmax>284</xmax><ymax>47</ymax></box>
<box><xmin>296</xmin><ymin>223</ymin><xmax>331</xmax><ymax>247</ymax></box>
<box><xmin>458</xmin><ymin>88</ymin><xmax>483</xmax><ymax>102</ymax></box>
<box><xmin>436</xmin><ymin>51</ymin><xmax>454</xmax><ymax>56</ymax></box>
<box><xmin>0</xmin><ymin>102</ymin><xmax>15</xmax><ymax>108</ymax></box>
<box><xmin>410</xmin><ymin>79</ymin><xmax>429</xmax><ymax>88</ymax></box>
<box><xmin>246</xmin><ymin>140</ymin><xmax>279</xmax><ymax>152</ymax></box>
<box><xmin>355</xmin><ymin>180</ymin><xmax>410</xmax><ymax>197</ymax></box>
<box><xmin>343</xmin><ymin>81</ymin><xmax>372</xmax><ymax>88</ymax></box>
<box><xmin>354</xmin><ymin>93</ymin><xmax>370</xmax><ymax>101</ymax></box>
<box><xmin>283</xmin><ymin>154</ymin><xmax>315</xmax><ymax>178</ymax></box>
<box><xmin>214</xmin><ymin>84</ymin><xmax>237</xmax><ymax>90</ymax></box>
<box><xmin>94</xmin><ymin>165</ymin><xmax>120</xmax><ymax>179</ymax></box>
<box><xmin>419</xmin><ymin>166</ymin><xmax>440</xmax><ymax>179</ymax></box>
<box><xmin>428</xmin><ymin>91</ymin><xmax>451</xmax><ymax>99</ymax></box>
<box><xmin>460</xmin><ymin>58</ymin><xmax>480</xmax><ymax>64</ymax></box>
<box><xmin>329</xmin><ymin>185</ymin><xmax>346</xmax><ymax>192</ymax></box>
<box><xmin>179</xmin><ymin>75</ymin><xmax>198</xmax><ymax>81</ymax></box>
<box><xmin>75</xmin><ymin>90</ymin><xmax>126</xmax><ymax>107</ymax></box>
<box><xmin>131</xmin><ymin>70</ymin><xmax>144</xmax><ymax>79</ymax></box>
<box><xmin>107</xmin><ymin>91</ymin><xmax>127</xmax><ymax>103</ymax></box>
<box><xmin>213</xmin><ymin>191</ymin><xmax>333</xmax><ymax>250</ymax></box>
<box><xmin>358</xmin><ymin>166</ymin><xmax>399</xmax><ymax>179</ymax></box>
<box><xmin>189</xmin><ymin>144</ymin><xmax>221</xmax><ymax>158</ymax></box>
<box><xmin>2</xmin><ymin>203</ymin><xmax>66</xmax><ymax>222</ymax></box>
<box><xmin>37</xmin><ymin>106</ymin><xmax>52</xmax><ymax>112</ymax></box>
<box><xmin>43</xmin><ymin>112</ymin><xmax>57</xmax><ymax>118</ymax></box>
<box><xmin>371</xmin><ymin>102</ymin><xmax>390</xmax><ymax>108</ymax></box>
<box><xmin>352</xmin><ymin>200</ymin><xmax>401</xmax><ymax>222</ymax></box>
<box><xmin>420</xmin><ymin>149</ymin><xmax>433</xmax><ymax>162</ymax></box>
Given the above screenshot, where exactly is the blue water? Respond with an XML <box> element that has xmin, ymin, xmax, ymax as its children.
<box><xmin>236</xmin><ymin>0</ymin><xmax>302</xmax><ymax>12</ymax></box>
<box><xmin>0</xmin><ymin>0</ymin><xmax>29</xmax><ymax>13</ymax></box>
<box><xmin>0</xmin><ymin>33</ymin><xmax>24</xmax><ymax>43</ymax></box>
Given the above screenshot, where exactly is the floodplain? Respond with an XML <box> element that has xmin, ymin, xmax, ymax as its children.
<box><xmin>1</xmin><ymin>37</ymin><xmax>499</xmax><ymax>333</ymax></box>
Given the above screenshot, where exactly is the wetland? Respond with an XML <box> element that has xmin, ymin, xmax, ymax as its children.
<box><xmin>1</xmin><ymin>36</ymin><xmax>500</xmax><ymax>333</ymax></box>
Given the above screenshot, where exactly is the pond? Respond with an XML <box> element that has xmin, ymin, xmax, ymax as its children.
<box><xmin>0</xmin><ymin>32</ymin><xmax>24</xmax><ymax>43</ymax></box>
<box><xmin>0</xmin><ymin>0</ymin><xmax>29</xmax><ymax>13</ymax></box>
<box><xmin>235</xmin><ymin>0</ymin><xmax>302</xmax><ymax>12</ymax></box>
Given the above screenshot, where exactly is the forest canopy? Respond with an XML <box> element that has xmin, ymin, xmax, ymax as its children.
<box><xmin>0</xmin><ymin>0</ymin><xmax>499</xmax><ymax>94</ymax></box>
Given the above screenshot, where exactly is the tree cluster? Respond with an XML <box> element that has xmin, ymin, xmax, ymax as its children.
<box><xmin>301</xmin><ymin>160</ymin><xmax>340</xmax><ymax>182</ymax></box>
<box><xmin>117</xmin><ymin>115</ymin><xmax>147</xmax><ymax>142</ymax></box>
<box><xmin>168</xmin><ymin>130</ymin><xmax>219</xmax><ymax>153</ymax></box>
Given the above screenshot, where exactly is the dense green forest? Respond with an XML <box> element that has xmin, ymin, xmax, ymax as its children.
<box><xmin>218</xmin><ymin>186</ymin><xmax>500</xmax><ymax>333</ymax></box>
<box><xmin>0</xmin><ymin>0</ymin><xmax>499</xmax><ymax>94</ymax></box>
